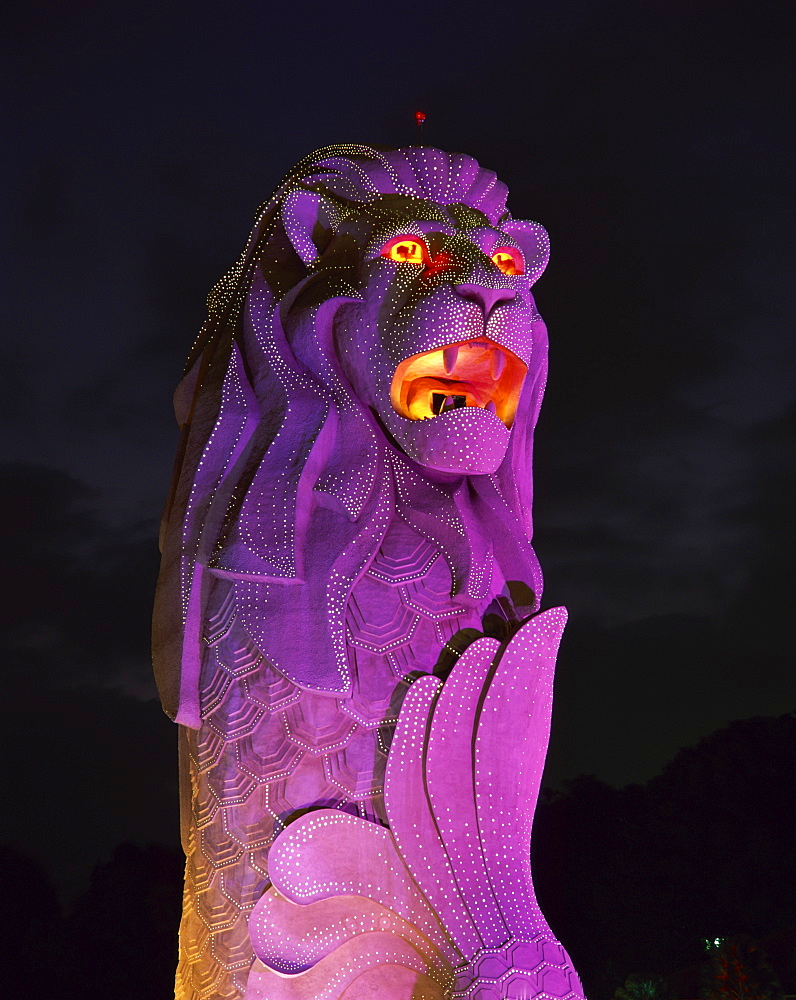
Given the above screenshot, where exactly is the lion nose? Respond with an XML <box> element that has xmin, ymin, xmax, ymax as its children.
<box><xmin>454</xmin><ymin>283</ymin><xmax>516</xmax><ymax>319</ymax></box>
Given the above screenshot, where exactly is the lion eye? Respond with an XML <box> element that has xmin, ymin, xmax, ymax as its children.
<box><xmin>491</xmin><ymin>247</ymin><xmax>524</xmax><ymax>276</ymax></box>
<box><xmin>381</xmin><ymin>237</ymin><xmax>428</xmax><ymax>265</ymax></box>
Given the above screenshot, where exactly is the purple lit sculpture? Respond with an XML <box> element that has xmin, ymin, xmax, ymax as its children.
<box><xmin>154</xmin><ymin>145</ymin><xmax>585</xmax><ymax>1000</ymax></box>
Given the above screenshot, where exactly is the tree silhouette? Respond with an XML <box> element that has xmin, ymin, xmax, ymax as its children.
<box><xmin>0</xmin><ymin>845</ymin><xmax>64</xmax><ymax>1000</ymax></box>
<box><xmin>614</xmin><ymin>973</ymin><xmax>671</xmax><ymax>1000</ymax></box>
<box><xmin>533</xmin><ymin>714</ymin><xmax>796</xmax><ymax>1000</ymax></box>
<box><xmin>60</xmin><ymin>842</ymin><xmax>183</xmax><ymax>1000</ymax></box>
<box><xmin>701</xmin><ymin>936</ymin><xmax>784</xmax><ymax>1000</ymax></box>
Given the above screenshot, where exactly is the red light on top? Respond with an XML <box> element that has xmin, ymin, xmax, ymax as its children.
<box><xmin>415</xmin><ymin>111</ymin><xmax>427</xmax><ymax>124</ymax></box>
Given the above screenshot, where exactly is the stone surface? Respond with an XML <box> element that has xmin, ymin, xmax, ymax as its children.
<box><xmin>153</xmin><ymin>145</ymin><xmax>583</xmax><ymax>999</ymax></box>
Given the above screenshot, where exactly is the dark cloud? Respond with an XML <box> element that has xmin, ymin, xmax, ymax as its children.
<box><xmin>543</xmin><ymin>611</ymin><xmax>792</xmax><ymax>788</ymax></box>
<box><xmin>2</xmin><ymin>0</ymin><xmax>794</xmax><ymax>905</ymax></box>
<box><xmin>0</xmin><ymin>463</ymin><xmax>161</xmax><ymax>698</ymax></box>
<box><xmin>1</xmin><ymin>682</ymin><xmax>178</xmax><ymax>902</ymax></box>
<box><xmin>0</xmin><ymin>463</ymin><xmax>177</xmax><ymax>899</ymax></box>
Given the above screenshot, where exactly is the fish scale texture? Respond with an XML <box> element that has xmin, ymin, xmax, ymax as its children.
<box><xmin>178</xmin><ymin>519</ymin><xmax>487</xmax><ymax>999</ymax></box>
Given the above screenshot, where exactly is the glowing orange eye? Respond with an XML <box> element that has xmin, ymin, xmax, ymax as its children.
<box><xmin>381</xmin><ymin>237</ymin><xmax>427</xmax><ymax>265</ymax></box>
<box><xmin>491</xmin><ymin>247</ymin><xmax>524</xmax><ymax>276</ymax></box>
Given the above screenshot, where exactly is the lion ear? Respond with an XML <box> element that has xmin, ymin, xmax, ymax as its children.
<box><xmin>501</xmin><ymin>220</ymin><xmax>550</xmax><ymax>285</ymax></box>
<box><xmin>282</xmin><ymin>189</ymin><xmax>338</xmax><ymax>265</ymax></box>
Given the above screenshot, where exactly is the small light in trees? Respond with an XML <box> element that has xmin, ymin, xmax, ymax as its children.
<box><xmin>705</xmin><ymin>937</ymin><xmax>727</xmax><ymax>951</ymax></box>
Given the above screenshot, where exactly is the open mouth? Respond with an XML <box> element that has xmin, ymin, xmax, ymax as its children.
<box><xmin>390</xmin><ymin>339</ymin><xmax>528</xmax><ymax>427</ymax></box>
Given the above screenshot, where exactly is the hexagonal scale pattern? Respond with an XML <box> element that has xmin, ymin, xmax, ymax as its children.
<box><xmin>282</xmin><ymin>693</ymin><xmax>357</xmax><ymax>753</ymax></box>
<box><xmin>436</xmin><ymin>614</ymin><xmax>470</xmax><ymax>646</ymax></box>
<box><xmin>199</xmin><ymin>822</ymin><xmax>243</xmax><ymax>869</ymax></box>
<box><xmin>192</xmin><ymin>770</ymin><xmax>220</xmax><ymax>827</ymax></box>
<box><xmin>510</xmin><ymin>940</ymin><xmax>545</xmax><ymax>972</ymax></box>
<box><xmin>339</xmin><ymin>646</ymin><xmax>407</xmax><ymax>727</ymax></box>
<box><xmin>388</xmin><ymin>614</ymin><xmax>452</xmax><ymax>677</ymax></box>
<box><xmin>264</xmin><ymin>754</ymin><xmax>341</xmax><ymax>826</ymax></box>
<box><xmin>476</xmin><ymin>952</ymin><xmax>510</xmax><ymax>980</ymax></box>
<box><xmin>453</xmin><ymin>971</ymin><xmax>476</xmax><ymax>994</ymax></box>
<box><xmin>209</xmin><ymin>969</ymin><xmax>241</xmax><ymax>999</ymax></box>
<box><xmin>205</xmin><ymin>755</ymin><xmax>257</xmax><ymax>806</ymax></box>
<box><xmin>190</xmin><ymin>957</ymin><xmax>222</xmax><ymax>997</ymax></box>
<box><xmin>205</xmin><ymin>683</ymin><xmax>264</xmax><ymax>740</ymax></box>
<box><xmin>187</xmin><ymin>844</ymin><xmax>217</xmax><ymax>894</ymax></box>
<box><xmin>504</xmin><ymin>971</ymin><xmax>539</xmax><ymax>999</ymax></box>
<box><xmin>210</xmin><ymin>911</ymin><xmax>253</xmax><ymax>971</ymax></box>
<box><xmin>178</xmin><ymin>513</ymin><xmax>554</xmax><ymax>1000</ymax></box>
<box><xmin>346</xmin><ymin>574</ymin><xmax>419</xmax><ymax>652</ymax></box>
<box><xmin>247</xmin><ymin>845</ymin><xmax>270</xmax><ymax>881</ymax></box>
<box><xmin>472</xmin><ymin>987</ymin><xmax>500</xmax><ymax>1000</ymax></box>
<box><xmin>235</xmin><ymin>716</ymin><xmax>303</xmax><ymax>782</ymax></box>
<box><xmin>216</xmin><ymin>625</ymin><xmax>265</xmax><ymax>679</ymax></box>
<box><xmin>180</xmin><ymin>902</ymin><xmax>210</xmax><ymax>964</ymax></box>
<box><xmin>242</xmin><ymin>660</ymin><xmax>299</xmax><ymax>711</ymax></box>
<box><xmin>539</xmin><ymin>966</ymin><xmax>573</xmax><ymax>997</ymax></box>
<box><xmin>324</xmin><ymin>726</ymin><xmax>386</xmax><ymax>799</ymax></box>
<box><xmin>230</xmin><ymin>967</ymin><xmax>254</xmax><ymax>998</ymax></box>
<box><xmin>220</xmin><ymin>859</ymin><xmax>268</xmax><ymax>911</ymax></box>
<box><xmin>402</xmin><ymin>551</ymin><xmax>468</xmax><ymax>619</ymax></box>
<box><xmin>199</xmin><ymin>662</ymin><xmax>231</xmax><ymax>716</ymax></box>
<box><xmin>188</xmin><ymin>727</ymin><xmax>225</xmax><ymax>773</ymax></box>
<box><xmin>367</xmin><ymin>528</ymin><xmax>438</xmax><ymax>584</ymax></box>
<box><xmin>543</xmin><ymin>941</ymin><xmax>566</xmax><ymax>965</ymax></box>
<box><xmin>196</xmin><ymin>889</ymin><xmax>241</xmax><ymax>932</ymax></box>
<box><xmin>222</xmin><ymin>786</ymin><xmax>276</xmax><ymax>849</ymax></box>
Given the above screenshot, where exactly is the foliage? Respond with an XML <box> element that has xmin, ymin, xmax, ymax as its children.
<box><xmin>614</xmin><ymin>973</ymin><xmax>671</xmax><ymax>1000</ymax></box>
<box><xmin>701</xmin><ymin>936</ymin><xmax>784</xmax><ymax>1000</ymax></box>
<box><xmin>532</xmin><ymin>714</ymin><xmax>796</xmax><ymax>1000</ymax></box>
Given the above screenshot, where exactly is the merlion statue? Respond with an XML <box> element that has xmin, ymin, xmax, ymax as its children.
<box><xmin>154</xmin><ymin>145</ymin><xmax>585</xmax><ymax>1000</ymax></box>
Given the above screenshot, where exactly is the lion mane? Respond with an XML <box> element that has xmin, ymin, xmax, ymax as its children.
<box><xmin>153</xmin><ymin>145</ymin><xmax>551</xmax><ymax>728</ymax></box>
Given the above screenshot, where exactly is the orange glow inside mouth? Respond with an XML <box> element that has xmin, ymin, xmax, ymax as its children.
<box><xmin>390</xmin><ymin>339</ymin><xmax>527</xmax><ymax>427</ymax></box>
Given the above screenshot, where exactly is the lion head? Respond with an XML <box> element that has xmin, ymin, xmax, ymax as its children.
<box><xmin>153</xmin><ymin>146</ymin><xmax>551</xmax><ymax>726</ymax></box>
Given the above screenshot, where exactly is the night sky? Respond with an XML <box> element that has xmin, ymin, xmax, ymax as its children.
<box><xmin>3</xmin><ymin>0</ymin><xmax>794</xmax><ymax>906</ymax></box>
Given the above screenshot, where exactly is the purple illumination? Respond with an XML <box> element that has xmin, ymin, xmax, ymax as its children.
<box><xmin>153</xmin><ymin>145</ymin><xmax>583</xmax><ymax>999</ymax></box>
<box><xmin>245</xmin><ymin>611</ymin><xmax>583</xmax><ymax>1000</ymax></box>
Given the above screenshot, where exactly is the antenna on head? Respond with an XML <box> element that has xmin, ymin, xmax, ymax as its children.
<box><xmin>415</xmin><ymin>110</ymin><xmax>426</xmax><ymax>144</ymax></box>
